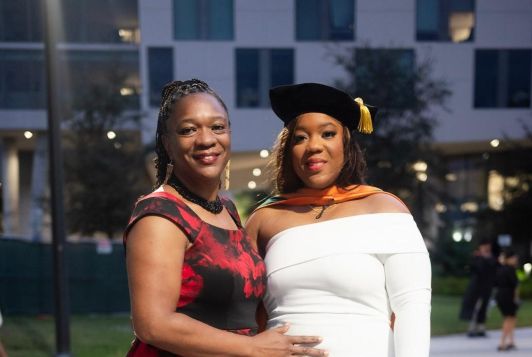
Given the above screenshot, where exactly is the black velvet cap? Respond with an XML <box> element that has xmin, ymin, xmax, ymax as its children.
<box><xmin>269</xmin><ymin>83</ymin><xmax>377</xmax><ymax>133</ymax></box>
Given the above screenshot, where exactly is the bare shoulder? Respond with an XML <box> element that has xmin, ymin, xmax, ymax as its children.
<box><xmin>362</xmin><ymin>193</ymin><xmax>411</xmax><ymax>214</ymax></box>
<box><xmin>245</xmin><ymin>206</ymin><xmax>287</xmax><ymax>255</ymax></box>
<box><xmin>245</xmin><ymin>207</ymin><xmax>276</xmax><ymax>236</ymax></box>
<box><xmin>127</xmin><ymin>215</ymin><xmax>189</xmax><ymax>251</ymax></box>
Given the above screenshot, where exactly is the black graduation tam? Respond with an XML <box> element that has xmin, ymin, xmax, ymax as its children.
<box><xmin>269</xmin><ymin>83</ymin><xmax>377</xmax><ymax>134</ymax></box>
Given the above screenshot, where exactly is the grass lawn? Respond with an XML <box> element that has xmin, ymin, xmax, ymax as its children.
<box><xmin>0</xmin><ymin>314</ymin><xmax>133</xmax><ymax>357</ymax></box>
<box><xmin>431</xmin><ymin>295</ymin><xmax>532</xmax><ymax>335</ymax></box>
<box><xmin>1</xmin><ymin>297</ymin><xmax>531</xmax><ymax>356</ymax></box>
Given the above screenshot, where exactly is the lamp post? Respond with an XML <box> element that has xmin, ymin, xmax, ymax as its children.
<box><xmin>43</xmin><ymin>0</ymin><xmax>71</xmax><ymax>356</ymax></box>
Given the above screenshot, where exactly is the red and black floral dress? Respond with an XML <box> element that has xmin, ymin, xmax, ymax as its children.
<box><xmin>124</xmin><ymin>191</ymin><xmax>266</xmax><ymax>357</ymax></box>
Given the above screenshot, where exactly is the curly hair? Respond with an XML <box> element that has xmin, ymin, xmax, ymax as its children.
<box><xmin>154</xmin><ymin>79</ymin><xmax>228</xmax><ymax>187</ymax></box>
<box><xmin>270</xmin><ymin>119</ymin><xmax>367</xmax><ymax>194</ymax></box>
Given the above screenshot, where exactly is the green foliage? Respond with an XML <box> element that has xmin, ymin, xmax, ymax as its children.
<box><xmin>432</xmin><ymin>275</ymin><xmax>469</xmax><ymax>296</ymax></box>
<box><xmin>474</xmin><ymin>124</ymin><xmax>532</xmax><ymax>260</ymax></box>
<box><xmin>520</xmin><ymin>275</ymin><xmax>532</xmax><ymax>299</ymax></box>
<box><xmin>431</xmin><ymin>227</ymin><xmax>476</xmax><ymax>277</ymax></box>
<box><xmin>63</xmin><ymin>72</ymin><xmax>147</xmax><ymax>239</ymax></box>
<box><xmin>234</xmin><ymin>190</ymin><xmax>269</xmax><ymax>223</ymax></box>
<box><xmin>432</xmin><ymin>274</ymin><xmax>532</xmax><ymax>299</ymax></box>
<box><xmin>333</xmin><ymin>46</ymin><xmax>451</xmax><ymax>230</ymax></box>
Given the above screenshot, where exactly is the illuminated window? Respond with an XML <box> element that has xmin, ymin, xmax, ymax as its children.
<box><xmin>416</xmin><ymin>0</ymin><xmax>475</xmax><ymax>42</ymax></box>
<box><xmin>60</xmin><ymin>50</ymin><xmax>140</xmax><ymax>110</ymax></box>
<box><xmin>63</xmin><ymin>0</ymin><xmax>139</xmax><ymax>43</ymax></box>
<box><xmin>488</xmin><ymin>170</ymin><xmax>504</xmax><ymax>211</ymax></box>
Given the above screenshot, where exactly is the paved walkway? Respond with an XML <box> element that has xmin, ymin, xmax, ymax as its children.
<box><xmin>431</xmin><ymin>327</ymin><xmax>532</xmax><ymax>356</ymax></box>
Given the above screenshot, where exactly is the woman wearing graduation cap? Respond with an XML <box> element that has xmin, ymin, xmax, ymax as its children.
<box><xmin>246</xmin><ymin>83</ymin><xmax>432</xmax><ymax>356</ymax></box>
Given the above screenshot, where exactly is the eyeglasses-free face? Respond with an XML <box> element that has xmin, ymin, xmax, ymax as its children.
<box><xmin>290</xmin><ymin>112</ymin><xmax>345</xmax><ymax>190</ymax></box>
<box><xmin>163</xmin><ymin>93</ymin><xmax>230</xmax><ymax>187</ymax></box>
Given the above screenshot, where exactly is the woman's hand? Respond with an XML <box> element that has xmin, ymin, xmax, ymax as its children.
<box><xmin>250</xmin><ymin>324</ymin><xmax>327</xmax><ymax>356</ymax></box>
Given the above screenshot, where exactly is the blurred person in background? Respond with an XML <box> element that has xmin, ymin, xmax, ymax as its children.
<box><xmin>495</xmin><ymin>249</ymin><xmax>520</xmax><ymax>351</ymax></box>
<box><xmin>459</xmin><ymin>239</ymin><xmax>498</xmax><ymax>337</ymax></box>
<box><xmin>124</xmin><ymin>79</ymin><xmax>326</xmax><ymax>356</ymax></box>
<box><xmin>246</xmin><ymin>83</ymin><xmax>432</xmax><ymax>356</ymax></box>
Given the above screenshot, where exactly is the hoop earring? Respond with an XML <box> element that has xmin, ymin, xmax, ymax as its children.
<box><xmin>223</xmin><ymin>160</ymin><xmax>230</xmax><ymax>191</ymax></box>
<box><xmin>163</xmin><ymin>161</ymin><xmax>174</xmax><ymax>185</ymax></box>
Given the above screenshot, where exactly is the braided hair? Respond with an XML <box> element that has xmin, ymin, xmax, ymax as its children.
<box><xmin>154</xmin><ymin>79</ymin><xmax>228</xmax><ymax>187</ymax></box>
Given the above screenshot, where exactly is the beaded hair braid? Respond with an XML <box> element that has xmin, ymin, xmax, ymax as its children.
<box><xmin>154</xmin><ymin>79</ymin><xmax>228</xmax><ymax>187</ymax></box>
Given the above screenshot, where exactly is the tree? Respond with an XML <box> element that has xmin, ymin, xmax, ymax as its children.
<box><xmin>475</xmin><ymin>120</ymin><xmax>532</xmax><ymax>260</ymax></box>
<box><xmin>63</xmin><ymin>71</ymin><xmax>147</xmax><ymax>239</ymax></box>
<box><xmin>333</xmin><ymin>47</ymin><xmax>451</xmax><ymax>233</ymax></box>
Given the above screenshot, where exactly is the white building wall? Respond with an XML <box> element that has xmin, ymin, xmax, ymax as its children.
<box><xmin>2</xmin><ymin>0</ymin><xmax>531</xmax><ymax>148</ymax></box>
<box><xmin>0</xmin><ymin>0</ymin><xmax>529</xmax><ymax>237</ymax></box>
<box><xmin>138</xmin><ymin>0</ymin><xmax>532</xmax><ymax>151</ymax></box>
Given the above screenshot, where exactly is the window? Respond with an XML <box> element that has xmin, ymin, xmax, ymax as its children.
<box><xmin>148</xmin><ymin>48</ymin><xmax>174</xmax><ymax>107</ymax></box>
<box><xmin>416</xmin><ymin>0</ymin><xmax>475</xmax><ymax>42</ymax></box>
<box><xmin>355</xmin><ymin>49</ymin><xmax>415</xmax><ymax>109</ymax></box>
<box><xmin>59</xmin><ymin>50</ymin><xmax>140</xmax><ymax>109</ymax></box>
<box><xmin>173</xmin><ymin>0</ymin><xmax>233</xmax><ymax>40</ymax></box>
<box><xmin>0</xmin><ymin>50</ymin><xmax>45</xmax><ymax>109</ymax></box>
<box><xmin>236</xmin><ymin>49</ymin><xmax>294</xmax><ymax>108</ymax></box>
<box><xmin>0</xmin><ymin>0</ymin><xmax>43</xmax><ymax>42</ymax></box>
<box><xmin>474</xmin><ymin>50</ymin><xmax>531</xmax><ymax>108</ymax></box>
<box><xmin>62</xmin><ymin>0</ymin><xmax>139</xmax><ymax>43</ymax></box>
<box><xmin>0</xmin><ymin>0</ymin><xmax>138</xmax><ymax>43</ymax></box>
<box><xmin>0</xmin><ymin>49</ymin><xmax>140</xmax><ymax>110</ymax></box>
<box><xmin>296</xmin><ymin>0</ymin><xmax>354</xmax><ymax>41</ymax></box>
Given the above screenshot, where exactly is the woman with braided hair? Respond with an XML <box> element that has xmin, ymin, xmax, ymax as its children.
<box><xmin>124</xmin><ymin>79</ymin><xmax>327</xmax><ymax>356</ymax></box>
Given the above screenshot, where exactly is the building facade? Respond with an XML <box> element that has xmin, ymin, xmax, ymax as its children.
<box><xmin>0</xmin><ymin>0</ymin><xmax>140</xmax><ymax>239</ymax></box>
<box><xmin>1</xmin><ymin>0</ymin><xmax>531</xmax><ymax>243</ymax></box>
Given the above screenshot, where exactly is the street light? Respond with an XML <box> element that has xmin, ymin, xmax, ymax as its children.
<box><xmin>106</xmin><ymin>130</ymin><xmax>117</xmax><ymax>140</ymax></box>
<box><xmin>416</xmin><ymin>172</ymin><xmax>428</xmax><ymax>182</ymax></box>
<box><xmin>413</xmin><ymin>161</ymin><xmax>428</xmax><ymax>173</ymax></box>
<box><xmin>43</xmin><ymin>0</ymin><xmax>71</xmax><ymax>355</ymax></box>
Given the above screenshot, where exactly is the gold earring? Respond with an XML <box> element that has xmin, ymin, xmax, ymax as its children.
<box><xmin>224</xmin><ymin>160</ymin><xmax>230</xmax><ymax>191</ymax></box>
<box><xmin>163</xmin><ymin>161</ymin><xmax>174</xmax><ymax>185</ymax></box>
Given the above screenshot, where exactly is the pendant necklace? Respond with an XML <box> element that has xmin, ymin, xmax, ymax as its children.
<box><xmin>167</xmin><ymin>174</ymin><xmax>223</xmax><ymax>214</ymax></box>
<box><xmin>309</xmin><ymin>205</ymin><xmax>330</xmax><ymax>219</ymax></box>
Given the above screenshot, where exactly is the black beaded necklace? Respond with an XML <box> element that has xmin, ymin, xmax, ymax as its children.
<box><xmin>167</xmin><ymin>174</ymin><xmax>223</xmax><ymax>214</ymax></box>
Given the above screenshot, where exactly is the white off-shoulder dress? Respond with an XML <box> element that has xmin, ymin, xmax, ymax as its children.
<box><xmin>263</xmin><ymin>213</ymin><xmax>431</xmax><ymax>357</ymax></box>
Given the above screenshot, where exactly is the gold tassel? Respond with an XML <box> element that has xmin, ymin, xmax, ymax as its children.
<box><xmin>163</xmin><ymin>161</ymin><xmax>174</xmax><ymax>185</ymax></box>
<box><xmin>354</xmin><ymin>97</ymin><xmax>373</xmax><ymax>134</ymax></box>
<box><xmin>224</xmin><ymin>160</ymin><xmax>230</xmax><ymax>191</ymax></box>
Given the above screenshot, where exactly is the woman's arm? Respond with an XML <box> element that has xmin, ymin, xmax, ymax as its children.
<box><xmin>127</xmin><ymin>215</ymin><xmax>326</xmax><ymax>357</ymax></box>
<box><xmin>245</xmin><ymin>208</ymin><xmax>275</xmax><ymax>258</ymax></box>
<box><xmin>382</xmin><ymin>252</ymin><xmax>432</xmax><ymax>357</ymax></box>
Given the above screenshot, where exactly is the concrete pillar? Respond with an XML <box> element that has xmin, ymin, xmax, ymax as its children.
<box><xmin>30</xmin><ymin>134</ymin><xmax>48</xmax><ymax>241</ymax></box>
<box><xmin>1</xmin><ymin>138</ymin><xmax>20</xmax><ymax>235</ymax></box>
